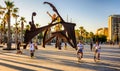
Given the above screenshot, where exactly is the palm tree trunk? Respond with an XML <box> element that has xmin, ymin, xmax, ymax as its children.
<box><xmin>3</xmin><ymin>22</ymin><xmax>6</xmax><ymax>45</ymax></box>
<box><xmin>7</xmin><ymin>10</ymin><xmax>11</xmax><ymax>49</ymax></box>
<box><xmin>0</xmin><ymin>30</ymin><xmax>2</xmax><ymax>44</ymax></box>
<box><xmin>21</xmin><ymin>22</ymin><xmax>23</xmax><ymax>43</ymax></box>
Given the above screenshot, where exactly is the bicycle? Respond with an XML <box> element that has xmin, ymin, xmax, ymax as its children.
<box><xmin>77</xmin><ymin>40</ymin><xmax>84</xmax><ymax>62</ymax></box>
<box><xmin>77</xmin><ymin>51</ymin><xmax>83</xmax><ymax>62</ymax></box>
<box><xmin>94</xmin><ymin>49</ymin><xmax>100</xmax><ymax>62</ymax></box>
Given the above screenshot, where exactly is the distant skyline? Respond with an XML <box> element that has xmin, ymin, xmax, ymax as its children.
<box><xmin>0</xmin><ymin>0</ymin><xmax>120</xmax><ymax>33</ymax></box>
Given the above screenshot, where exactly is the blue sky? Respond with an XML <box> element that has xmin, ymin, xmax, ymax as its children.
<box><xmin>0</xmin><ymin>0</ymin><xmax>120</xmax><ymax>33</ymax></box>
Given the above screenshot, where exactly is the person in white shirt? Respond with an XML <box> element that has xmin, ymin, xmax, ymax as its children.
<box><xmin>77</xmin><ymin>40</ymin><xmax>84</xmax><ymax>61</ymax></box>
<box><xmin>30</xmin><ymin>41</ymin><xmax>35</xmax><ymax>58</ymax></box>
<box><xmin>93</xmin><ymin>41</ymin><xmax>101</xmax><ymax>60</ymax></box>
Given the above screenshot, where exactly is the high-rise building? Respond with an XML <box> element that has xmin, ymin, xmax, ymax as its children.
<box><xmin>108</xmin><ymin>15</ymin><xmax>120</xmax><ymax>43</ymax></box>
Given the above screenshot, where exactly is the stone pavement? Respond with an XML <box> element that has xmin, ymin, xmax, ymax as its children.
<box><xmin>0</xmin><ymin>44</ymin><xmax>120</xmax><ymax>71</ymax></box>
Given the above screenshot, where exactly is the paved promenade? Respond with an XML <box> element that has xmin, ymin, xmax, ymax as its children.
<box><xmin>0</xmin><ymin>44</ymin><xmax>120</xmax><ymax>71</ymax></box>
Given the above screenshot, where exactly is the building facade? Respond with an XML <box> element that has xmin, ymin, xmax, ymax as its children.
<box><xmin>108</xmin><ymin>15</ymin><xmax>120</xmax><ymax>43</ymax></box>
<box><xmin>96</xmin><ymin>27</ymin><xmax>108</xmax><ymax>40</ymax></box>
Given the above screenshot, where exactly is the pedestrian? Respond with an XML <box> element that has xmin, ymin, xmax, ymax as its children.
<box><xmin>93</xmin><ymin>41</ymin><xmax>101</xmax><ymax>61</ymax></box>
<box><xmin>90</xmin><ymin>41</ymin><xmax>93</xmax><ymax>51</ymax></box>
<box><xmin>64</xmin><ymin>42</ymin><xmax>67</xmax><ymax>50</ymax></box>
<box><xmin>29</xmin><ymin>41</ymin><xmax>35</xmax><ymax>58</ymax></box>
<box><xmin>77</xmin><ymin>40</ymin><xmax>84</xmax><ymax>62</ymax></box>
<box><xmin>58</xmin><ymin>41</ymin><xmax>62</xmax><ymax>50</ymax></box>
<box><xmin>16</xmin><ymin>40</ymin><xmax>22</xmax><ymax>54</ymax></box>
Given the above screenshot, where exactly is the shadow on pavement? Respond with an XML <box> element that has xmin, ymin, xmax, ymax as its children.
<box><xmin>0</xmin><ymin>58</ymin><xmax>62</xmax><ymax>71</ymax></box>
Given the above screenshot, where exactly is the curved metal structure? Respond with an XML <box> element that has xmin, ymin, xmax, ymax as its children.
<box><xmin>24</xmin><ymin>2</ymin><xmax>77</xmax><ymax>50</ymax></box>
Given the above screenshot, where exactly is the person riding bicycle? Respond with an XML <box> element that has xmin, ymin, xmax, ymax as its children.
<box><xmin>29</xmin><ymin>41</ymin><xmax>35</xmax><ymax>58</ymax></box>
<box><xmin>77</xmin><ymin>40</ymin><xmax>84</xmax><ymax>61</ymax></box>
<box><xmin>93</xmin><ymin>41</ymin><xmax>101</xmax><ymax>60</ymax></box>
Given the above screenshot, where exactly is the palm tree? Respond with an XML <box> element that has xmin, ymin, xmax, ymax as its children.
<box><xmin>83</xmin><ymin>30</ymin><xmax>89</xmax><ymax>42</ymax></box>
<box><xmin>0</xmin><ymin>24</ymin><xmax>3</xmax><ymax>44</ymax></box>
<box><xmin>0</xmin><ymin>6</ymin><xmax>8</xmax><ymax>36</ymax></box>
<box><xmin>86</xmin><ymin>32</ymin><xmax>89</xmax><ymax>39</ymax></box>
<box><xmin>0</xmin><ymin>5</ymin><xmax>6</xmax><ymax>44</ymax></box>
<box><xmin>0</xmin><ymin>16</ymin><xmax>8</xmax><ymax>44</ymax></box>
<box><xmin>14</xmin><ymin>21</ymin><xmax>19</xmax><ymax>44</ymax></box>
<box><xmin>75</xmin><ymin>29</ymin><xmax>80</xmax><ymax>42</ymax></box>
<box><xmin>0</xmin><ymin>5</ymin><xmax>5</xmax><ymax>15</ymax></box>
<box><xmin>79</xmin><ymin>26</ymin><xmax>84</xmax><ymax>40</ymax></box>
<box><xmin>19</xmin><ymin>17</ymin><xmax>26</xmax><ymax>43</ymax></box>
<box><xmin>0</xmin><ymin>17</ymin><xmax>7</xmax><ymax>44</ymax></box>
<box><xmin>35</xmin><ymin>23</ymin><xmax>40</xmax><ymax>43</ymax></box>
<box><xmin>0</xmin><ymin>10</ymin><xmax>4</xmax><ymax>16</ymax></box>
<box><xmin>35</xmin><ymin>23</ymin><xmax>40</xmax><ymax>28</ymax></box>
<box><xmin>0</xmin><ymin>16</ymin><xmax>3</xmax><ymax>44</ymax></box>
<box><xmin>12</xmin><ymin>14</ymin><xmax>19</xmax><ymax>48</ymax></box>
<box><xmin>4</xmin><ymin>0</ymin><xmax>18</xmax><ymax>49</ymax></box>
<box><xmin>89</xmin><ymin>32</ymin><xmax>94</xmax><ymax>42</ymax></box>
<box><xmin>25</xmin><ymin>25</ymin><xmax>30</xmax><ymax>30</ymax></box>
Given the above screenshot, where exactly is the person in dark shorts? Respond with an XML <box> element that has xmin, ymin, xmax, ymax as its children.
<box><xmin>29</xmin><ymin>41</ymin><xmax>35</xmax><ymax>58</ymax></box>
<box><xmin>90</xmin><ymin>41</ymin><xmax>93</xmax><ymax>51</ymax></box>
<box><xmin>16</xmin><ymin>40</ymin><xmax>22</xmax><ymax>54</ymax></box>
<box><xmin>77</xmin><ymin>40</ymin><xmax>84</xmax><ymax>61</ymax></box>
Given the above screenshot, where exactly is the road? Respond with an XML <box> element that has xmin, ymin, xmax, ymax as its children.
<box><xmin>0</xmin><ymin>44</ymin><xmax>120</xmax><ymax>71</ymax></box>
